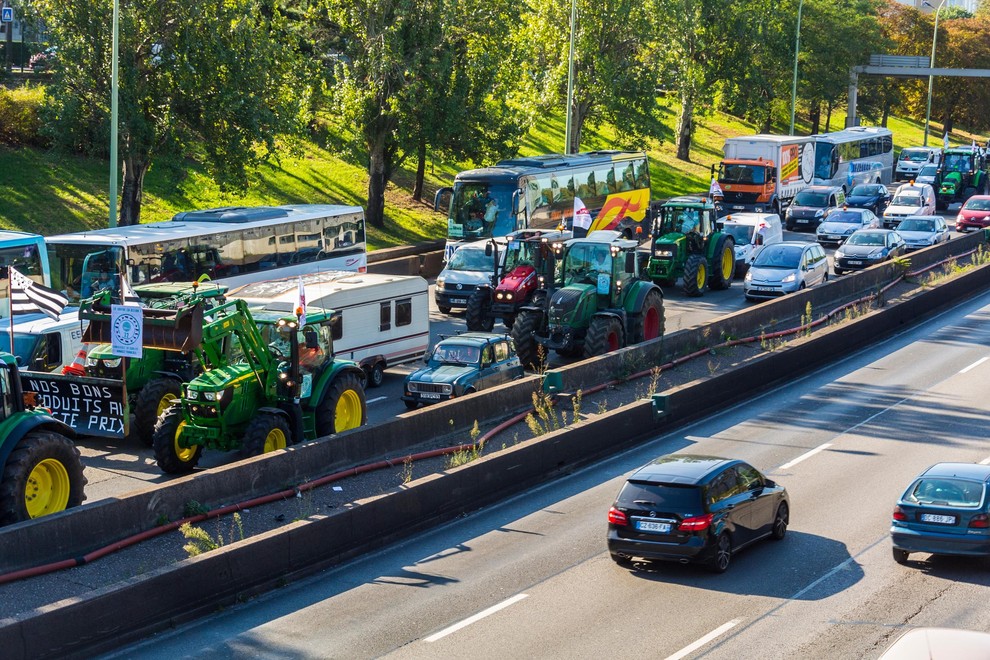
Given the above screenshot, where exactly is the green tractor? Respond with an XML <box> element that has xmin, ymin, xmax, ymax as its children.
<box><xmin>644</xmin><ymin>195</ymin><xmax>736</xmax><ymax>297</ymax></box>
<box><xmin>81</xmin><ymin>282</ymin><xmax>230</xmax><ymax>447</ymax></box>
<box><xmin>510</xmin><ymin>232</ymin><xmax>664</xmax><ymax>369</ymax></box>
<box><xmin>936</xmin><ymin>147</ymin><xmax>989</xmax><ymax>210</ymax></box>
<box><xmin>0</xmin><ymin>353</ymin><xmax>86</xmax><ymax>525</ymax></box>
<box><xmin>148</xmin><ymin>298</ymin><xmax>367</xmax><ymax>474</ymax></box>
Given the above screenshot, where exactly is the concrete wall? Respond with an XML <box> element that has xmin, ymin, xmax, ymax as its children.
<box><xmin>6</xmin><ymin>259</ymin><xmax>990</xmax><ymax>660</ymax></box>
<box><xmin>1</xmin><ymin>231</ymin><xmax>985</xmax><ymax>573</ymax></box>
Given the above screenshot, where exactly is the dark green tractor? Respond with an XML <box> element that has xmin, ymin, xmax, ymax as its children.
<box><xmin>511</xmin><ymin>232</ymin><xmax>664</xmax><ymax>369</ymax></box>
<box><xmin>645</xmin><ymin>195</ymin><xmax>736</xmax><ymax>297</ymax></box>
<box><xmin>936</xmin><ymin>147</ymin><xmax>989</xmax><ymax>210</ymax></box>
<box><xmin>0</xmin><ymin>353</ymin><xmax>85</xmax><ymax>525</ymax></box>
<box><xmin>149</xmin><ymin>299</ymin><xmax>367</xmax><ymax>474</ymax></box>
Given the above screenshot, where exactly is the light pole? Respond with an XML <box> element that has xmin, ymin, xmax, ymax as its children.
<box><xmin>108</xmin><ymin>0</ymin><xmax>119</xmax><ymax>227</ymax></box>
<box><xmin>564</xmin><ymin>0</ymin><xmax>577</xmax><ymax>154</ymax></box>
<box><xmin>923</xmin><ymin>0</ymin><xmax>946</xmax><ymax>148</ymax></box>
<box><xmin>789</xmin><ymin>0</ymin><xmax>804</xmax><ymax>136</ymax></box>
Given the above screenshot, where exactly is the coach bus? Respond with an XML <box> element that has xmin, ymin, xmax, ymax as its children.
<box><xmin>436</xmin><ymin>151</ymin><xmax>651</xmax><ymax>259</ymax></box>
<box><xmin>812</xmin><ymin>126</ymin><xmax>894</xmax><ymax>190</ymax></box>
<box><xmin>47</xmin><ymin>204</ymin><xmax>367</xmax><ymax>305</ymax></box>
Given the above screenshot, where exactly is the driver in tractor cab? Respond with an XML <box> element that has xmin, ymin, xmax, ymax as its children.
<box><xmin>299</xmin><ymin>327</ymin><xmax>326</xmax><ymax>372</ymax></box>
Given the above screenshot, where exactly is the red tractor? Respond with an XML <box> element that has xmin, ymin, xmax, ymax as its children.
<box><xmin>465</xmin><ymin>229</ymin><xmax>571</xmax><ymax>332</ymax></box>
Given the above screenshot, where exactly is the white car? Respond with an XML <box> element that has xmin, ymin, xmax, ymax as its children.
<box><xmin>434</xmin><ymin>238</ymin><xmax>505</xmax><ymax>314</ymax></box>
<box><xmin>895</xmin><ymin>147</ymin><xmax>940</xmax><ymax>182</ymax></box>
<box><xmin>883</xmin><ymin>183</ymin><xmax>936</xmax><ymax>229</ymax></box>
<box><xmin>720</xmin><ymin>212</ymin><xmax>783</xmax><ymax>277</ymax></box>
<box><xmin>895</xmin><ymin>215</ymin><xmax>951</xmax><ymax>251</ymax></box>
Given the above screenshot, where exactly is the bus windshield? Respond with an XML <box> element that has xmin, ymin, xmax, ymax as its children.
<box><xmin>448</xmin><ymin>183</ymin><xmax>515</xmax><ymax>241</ymax></box>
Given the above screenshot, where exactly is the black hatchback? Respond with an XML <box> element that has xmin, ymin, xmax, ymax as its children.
<box><xmin>607</xmin><ymin>454</ymin><xmax>789</xmax><ymax>572</ymax></box>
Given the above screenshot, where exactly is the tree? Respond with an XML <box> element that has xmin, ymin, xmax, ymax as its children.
<box><xmin>34</xmin><ymin>0</ymin><xmax>306</xmax><ymax>225</ymax></box>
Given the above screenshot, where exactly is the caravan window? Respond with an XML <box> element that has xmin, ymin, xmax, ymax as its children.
<box><xmin>396</xmin><ymin>298</ymin><xmax>412</xmax><ymax>327</ymax></box>
<box><xmin>380</xmin><ymin>301</ymin><xmax>391</xmax><ymax>332</ymax></box>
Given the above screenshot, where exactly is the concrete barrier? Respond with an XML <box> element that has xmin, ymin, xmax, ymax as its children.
<box><xmin>6</xmin><ymin>260</ymin><xmax>990</xmax><ymax>660</ymax></box>
<box><xmin>1</xmin><ymin>232</ymin><xmax>985</xmax><ymax>573</ymax></box>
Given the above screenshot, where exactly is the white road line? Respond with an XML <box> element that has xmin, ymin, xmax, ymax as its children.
<box><xmin>664</xmin><ymin>618</ymin><xmax>743</xmax><ymax>660</ymax></box>
<box><xmin>960</xmin><ymin>357</ymin><xmax>989</xmax><ymax>374</ymax></box>
<box><xmin>366</xmin><ymin>396</ymin><xmax>388</xmax><ymax>404</ymax></box>
<box><xmin>980</xmin><ymin>456</ymin><xmax>990</xmax><ymax>465</ymax></box>
<box><xmin>778</xmin><ymin>442</ymin><xmax>833</xmax><ymax>470</ymax></box>
<box><xmin>423</xmin><ymin>594</ymin><xmax>529</xmax><ymax>643</ymax></box>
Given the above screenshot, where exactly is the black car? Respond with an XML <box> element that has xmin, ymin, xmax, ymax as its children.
<box><xmin>845</xmin><ymin>183</ymin><xmax>891</xmax><ymax>216</ymax></box>
<box><xmin>607</xmin><ymin>454</ymin><xmax>789</xmax><ymax>572</ymax></box>
<box><xmin>784</xmin><ymin>186</ymin><xmax>845</xmax><ymax>231</ymax></box>
<box><xmin>833</xmin><ymin>228</ymin><xmax>907</xmax><ymax>275</ymax></box>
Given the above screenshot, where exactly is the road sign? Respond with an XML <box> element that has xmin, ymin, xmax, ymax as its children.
<box><xmin>1</xmin><ymin>7</ymin><xmax>13</xmax><ymax>23</ymax></box>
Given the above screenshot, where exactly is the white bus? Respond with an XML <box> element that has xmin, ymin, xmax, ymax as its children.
<box><xmin>812</xmin><ymin>126</ymin><xmax>894</xmax><ymax>191</ymax></box>
<box><xmin>47</xmin><ymin>204</ymin><xmax>368</xmax><ymax>305</ymax></box>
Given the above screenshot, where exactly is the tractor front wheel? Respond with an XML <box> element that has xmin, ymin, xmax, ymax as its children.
<box><xmin>315</xmin><ymin>372</ymin><xmax>367</xmax><ymax>435</ymax></box>
<box><xmin>682</xmin><ymin>254</ymin><xmax>708</xmax><ymax>297</ymax></box>
<box><xmin>241</xmin><ymin>413</ymin><xmax>292</xmax><ymax>458</ymax></box>
<box><xmin>584</xmin><ymin>315</ymin><xmax>624</xmax><ymax>359</ymax></box>
<box><xmin>152</xmin><ymin>405</ymin><xmax>202</xmax><ymax>474</ymax></box>
<box><xmin>465</xmin><ymin>289</ymin><xmax>495</xmax><ymax>332</ymax></box>
<box><xmin>709</xmin><ymin>235</ymin><xmax>735</xmax><ymax>290</ymax></box>
<box><xmin>632</xmin><ymin>288</ymin><xmax>665</xmax><ymax>344</ymax></box>
<box><xmin>0</xmin><ymin>430</ymin><xmax>86</xmax><ymax>525</ymax></box>
<box><xmin>511</xmin><ymin>309</ymin><xmax>543</xmax><ymax>370</ymax></box>
<box><xmin>133</xmin><ymin>377</ymin><xmax>182</xmax><ymax>447</ymax></box>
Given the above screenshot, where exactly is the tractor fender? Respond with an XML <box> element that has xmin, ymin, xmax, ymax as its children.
<box><xmin>592</xmin><ymin>309</ymin><xmax>626</xmax><ymax>325</ymax></box>
<box><xmin>0</xmin><ymin>413</ymin><xmax>76</xmax><ymax>472</ymax></box>
<box><xmin>624</xmin><ymin>281</ymin><xmax>663</xmax><ymax>314</ymax></box>
<box><xmin>258</xmin><ymin>406</ymin><xmax>289</xmax><ymax>420</ymax></box>
<box><xmin>150</xmin><ymin>370</ymin><xmax>184</xmax><ymax>383</ymax></box>
<box><xmin>310</xmin><ymin>363</ymin><xmax>367</xmax><ymax>406</ymax></box>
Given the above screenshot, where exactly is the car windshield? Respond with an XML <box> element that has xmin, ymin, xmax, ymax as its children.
<box><xmin>753</xmin><ymin>245</ymin><xmax>803</xmax><ymax>268</ymax></box>
<box><xmin>919</xmin><ymin>165</ymin><xmax>939</xmax><ymax>177</ymax></box>
<box><xmin>899</xmin><ymin>150</ymin><xmax>931</xmax><ymax>163</ymax></box>
<box><xmin>432</xmin><ymin>343</ymin><xmax>481</xmax><ymax>365</ymax></box>
<box><xmin>826</xmin><ymin>211</ymin><xmax>863</xmax><ymax>225</ymax></box>
<box><xmin>850</xmin><ymin>185</ymin><xmax>882</xmax><ymax>196</ymax></box>
<box><xmin>891</xmin><ymin>194</ymin><xmax>922</xmax><ymax>206</ymax></box>
<box><xmin>904</xmin><ymin>478</ymin><xmax>983</xmax><ymax>507</ymax></box>
<box><xmin>446</xmin><ymin>247</ymin><xmax>495</xmax><ymax>272</ymax></box>
<box><xmin>897</xmin><ymin>218</ymin><xmax>935</xmax><ymax>232</ymax></box>
<box><xmin>847</xmin><ymin>232</ymin><xmax>885</xmax><ymax>246</ymax></box>
<box><xmin>963</xmin><ymin>198</ymin><xmax>990</xmax><ymax>211</ymax></box>
<box><xmin>792</xmin><ymin>191</ymin><xmax>828</xmax><ymax>207</ymax></box>
<box><xmin>723</xmin><ymin>225</ymin><xmax>754</xmax><ymax>243</ymax></box>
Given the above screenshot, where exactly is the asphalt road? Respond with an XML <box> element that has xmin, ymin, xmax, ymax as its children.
<box><xmin>103</xmin><ymin>278</ymin><xmax>990</xmax><ymax>659</ymax></box>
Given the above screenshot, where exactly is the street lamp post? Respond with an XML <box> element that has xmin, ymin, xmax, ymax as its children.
<box><xmin>108</xmin><ymin>0</ymin><xmax>119</xmax><ymax>228</ymax></box>
<box><xmin>923</xmin><ymin>0</ymin><xmax>946</xmax><ymax>148</ymax></box>
<box><xmin>564</xmin><ymin>0</ymin><xmax>577</xmax><ymax>154</ymax></box>
<box><xmin>789</xmin><ymin>0</ymin><xmax>804</xmax><ymax>136</ymax></box>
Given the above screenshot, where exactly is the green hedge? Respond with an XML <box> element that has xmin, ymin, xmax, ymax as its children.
<box><xmin>0</xmin><ymin>84</ymin><xmax>48</xmax><ymax>148</ymax></box>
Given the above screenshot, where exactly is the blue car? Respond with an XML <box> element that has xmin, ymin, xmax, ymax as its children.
<box><xmin>891</xmin><ymin>463</ymin><xmax>990</xmax><ymax>565</ymax></box>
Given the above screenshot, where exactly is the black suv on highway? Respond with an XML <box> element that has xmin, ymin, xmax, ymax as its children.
<box><xmin>784</xmin><ymin>185</ymin><xmax>846</xmax><ymax>231</ymax></box>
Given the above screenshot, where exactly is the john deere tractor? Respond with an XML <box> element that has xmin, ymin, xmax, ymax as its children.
<box><xmin>81</xmin><ymin>282</ymin><xmax>229</xmax><ymax>447</ymax></box>
<box><xmin>511</xmin><ymin>232</ymin><xmax>664</xmax><ymax>369</ymax></box>
<box><xmin>936</xmin><ymin>147</ymin><xmax>989</xmax><ymax>210</ymax></box>
<box><xmin>645</xmin><ymin>195</ymin><xmax>735</xmax><ymax>297</ymax></box>
<box><xmin>0</xmin><ymin>353</ymin><xmax>85</xmax><ymax>526</ymax></box>
<box><xmin>465</xmin><ymin>229</ymin><xmax>570</xmax><ymax>332</ymax></box>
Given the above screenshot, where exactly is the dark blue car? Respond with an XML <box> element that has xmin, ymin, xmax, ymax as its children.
<box><xmin>891</xmin><ymin>462</ymin><xmax>990</xmax><ymax>565</ymax></box>
<box><xmin>844</xmin><ymin>183</ymin><xmax>891</xmax><ymax>216</ymax></box>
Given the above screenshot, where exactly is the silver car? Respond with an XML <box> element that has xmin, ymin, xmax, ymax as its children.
<box><xmin>744</xmin><ymin>241</ymin><xmax>829</xmax><ymax>300</ymax></box>
<box><xmin>895</xmin><ymin>215</ymin><xmax>950</xmax><ymax>251</ymax></box>
<box><xmin>815</xmin><ymin>207</ymin><xmax>881</xmax><ymax>247</ymax></box>
<box><xmin>914</xmin><ymin>163</ymin><xmax>939</xmax><ymax>187</ymax></box>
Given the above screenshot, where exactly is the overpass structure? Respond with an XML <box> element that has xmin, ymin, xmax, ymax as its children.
<box><xmin>847</xmin><ymin>54</ymin><xmax>990</xmax><ymax>127</ymax></box>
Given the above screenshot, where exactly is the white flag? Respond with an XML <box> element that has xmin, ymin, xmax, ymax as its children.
<box><xmin>709</xmin><ymin>177</ymin><xmax>723</xmax><ymax>198</ymax></box>
<box><xmin>120</xmin><ymin>273</ymin><xmax>141</xmax><ymax>306</ymax></box>
<box><xmin>943</xmin><ymin>132</ymin><xmax>950</xmax><ymax>150</ymax></box>
<box><xmin>573</xmin><ymin>197</ymin><xmax>593</xmax><ymax>233</ymax></box>
<box><xmin>295</xmin><ymin>277</ymin><xmax>306</xmax><ymax>327</ymax></box>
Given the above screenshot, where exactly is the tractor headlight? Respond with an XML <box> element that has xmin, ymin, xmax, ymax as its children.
<box><xmin>495</xmin><ymin>291</ymin><xmax>504</xmax><ymax>300</ymax></box>
<box><xmin>186</xmin><ymin>389</ymin><xmax>199</xmax><ymax>400</ymax></box>
<box><xmin>203</xmin><ymin>391</ymin><xmax>218</xmax><ymax>402</ymax></box>
<box><xmin>504</xmin><ymin>292</ymin><xmax>513</xmax><ymax>301</ymax></box>
<box><xmin>103</xmin><ymin>358</ymin><xmax>122</xmax><ymax>368</ymax></box>
<box><xmin>657</xmin><ymin>250</ymin><xmax>674</xmax><ymax>258</ymax></box>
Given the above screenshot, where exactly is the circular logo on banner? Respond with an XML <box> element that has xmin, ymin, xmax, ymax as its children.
<box><xmin>112</xmin><ymin>314</ymin><xmax>141</xmax><ymax>346</ymax></box>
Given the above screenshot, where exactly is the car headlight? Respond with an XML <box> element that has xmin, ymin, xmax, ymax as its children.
<box><xmin>781</xmin><ymin>273</ymin><xmax>796</xmax><ymax>283</ymax></box>
<box><xmin>816</xmin><ymin>226</ymin><xmax>825</xmax><ymax>235</ymax></box>
<box><xmin>835</xmin><ymin>249</ymin><xmax>845</xmax><ymax>259</ymax></box>
<box><xmin>815</xmin><ymin>209</ymin><xmax>824</xmax><ymax>217</ymax></box>
<box><xmin>956</xmin><ymin>214</ymin><xmax>964</xmax><ymax>222</ymax></box>
<box><xmin>869</xmin><ymin>248</ymin><xmax>885</xmax><ymax>258</ymax></box>
<box><xmin>744</xmin><ymin>270</ymin><xmax>752</xmax><ymax>282</ymax></box>
<box><xmin>785</xmin><ymin>208</ymin><xmax>793</xmax><ymax>217</ymax></box>
<box><xmin>844</xmin><ymin>227</ymin><xmax>855</xmax><ymax>235</ymax></box>
<box><xmin>436</xmin><ymin>276</ymin><xmax>446</xmax><ymax>289</ymax></box>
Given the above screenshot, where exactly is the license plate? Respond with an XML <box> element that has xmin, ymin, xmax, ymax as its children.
<box><xmin>635</xmin><ymin>520</ymin><xmax>671</xmax><ymax>533</ymax></box>
<box><xmin>796</xmin><ymin>219</ymin><xmax>809</xmax><ymax>224</ymax></box>
<box><xmin>420</xmin><ymin>392</ymin><xmax>442</xmax><ymax>399</ymax></box>
<box><xmin>920</xmin><ymin>513</ymin><xmax>956</xmax><ymax>524</ymax></box>
<box><xmin>751</xmin><ymin>286</ymin><xmax>774</xmax><ymax>292</ymax></box>
<box><xmin>450</xmin><ymin>298</ymin><xmax>466</xmax><ymax>304</ymax></box>
<box><xmin>847</xmin><ymin>260</ymin><xmax>862</xmax><ymax>265</ymax></box>
<box><xmin>827</xmin><ymin>235</ymin><xmax>841</xmax><ymax>241</ymax></box>
<box><xmin>732</xmin><ymin>205</ymin><xmax>745</xmax><ymax>210</ymax></box>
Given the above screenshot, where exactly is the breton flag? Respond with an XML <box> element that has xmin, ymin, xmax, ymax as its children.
<box><xmin>709</xmin><ymin>177</ymin><xmax>723</xmax><ymax>198</ymax></box>
<box><xmin>9</xmin><ymin>267</ymin><xmax>68</xmax><ymax>321</ymax></box>
<box><xmin>573</xmin><ymin>197</ymin><xmax>593</xmax><ymax>237</ymax></box>
<box><xmin>295</xmin><ymin>277</ymin><xmax>307</xmax><ymax>327</ymax></box>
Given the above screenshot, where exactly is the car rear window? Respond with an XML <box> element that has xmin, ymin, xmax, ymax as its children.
<box><xmin>620</xmin><ymin>481</ymin><xmax>703</xmax><ymax>510</ymax></box>
<box><xmin>904</xmin><ymin>478</ymin><xmax>984</xmax><ymax>507</ymax></box>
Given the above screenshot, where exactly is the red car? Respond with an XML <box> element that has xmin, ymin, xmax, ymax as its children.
<box><xmin>955</xmin><ymin>195</ymin><xmax>990</xmax><ymax>232</ymax></box>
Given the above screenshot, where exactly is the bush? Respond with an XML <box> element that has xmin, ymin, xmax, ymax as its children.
<box><xmin>0</xmin><ymin>84</ymin><xmax>48</xmax><ymax>148</ymax></box>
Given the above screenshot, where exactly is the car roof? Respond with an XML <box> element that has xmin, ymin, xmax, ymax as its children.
<box><xmin>803</xmin><ymin>185</ymin><xmax>842</xmax><ymax>193</ymax></box>
<box><xmin>630</xmin><ymin>454</ymin><xmax>737</xmax><ymax>484</ymax></box>
<box><xmin>437</xmin><ymin>332</ymin><xmax>509</xmax><ymax>348</ymax></box>
<box><xmin>921</xmin><ymin>462</ymin><xmax>990</xmax><ymax>481</ymax></box>
<box><xmin>879</xmin><ymin>627</ymin><xmax>990</xmax><ymax>659</ymax></box>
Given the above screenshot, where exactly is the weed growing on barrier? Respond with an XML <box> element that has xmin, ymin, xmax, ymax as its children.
<box><xmin>801</xmin><ymin>302</ymin><xmax>813</xmax><ymax>337</ymax></box>
<box><xmin>646</xmin><ymin>367</ymin><xmax>661</xmax><ymax>398</ymax></box>
<box><xmin>447</xmin><ymin>426</ymin><xmax>484</xmax><ymax>469</ymax></box>
<box><xmin>180</xmin><ymin>512</ymin><xmax>244</xmax><ymax>557</ymax></box>
<box><xmin>402</xmin><ymin>455</ymin><xmax>414</xmax><ymax>485</ymax></box>
<box><xmin>892</xmin><ymin>255</ymin><xmax>911</xmax><ymax>272</ymax></box>
<box><xmin>707</xmin><ymin>358</ymin><xmax>721</xmax><ymax>376</ymax></box>
<box><xmin>525</xmin><ymin>391</ymin><xmax>564</xmax><ymax>437</ymax></box>
<box><xmin>183</xmin><ymin>500</ymin><xmax>209</xmax><ymax>517</ymax></box>
<box><xmin>293</xmin><ymin>487</ymin><xmax>316</xmax><ymax>522</ymax></box>
<box><xmin>572</xmin><ymin>389</ymin><xmax>583</xmax><ymax>422</ymax></box>
<box><xmin>595</xmin><ymin>398</ymin><xmax>609</xmax><ymax>415</ymax></box>
<box><xmin>759</xmin><ymin>330</ymin><xmax>786</xmax><ymax>352</ymax></box>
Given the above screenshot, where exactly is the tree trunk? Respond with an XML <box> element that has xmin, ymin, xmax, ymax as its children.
<box><xmin>809</xmin><ymin>103</ymin><xmax>821</xmax><ymax>136</ymax></box>
<box><xmin>367</xmin><ymin>143</ymin><xmax>388</xmax><ymax>229</ymax></box>
<box><xmin>825</xmin><ymin>102</ymin><xmax>833</xmax><ymax>133</ymax></box>
<box><xmin>119</xmin><ymin>156</ymin><xmax>149</xmax><ymax>227</ymax></box>
<box><xmin>675</xmin><ymin>88</ymin><xmax>694</xmax><ymax>162</ymax></box>
<box><xmin>881</xmin><ymin>101</ymin><xmax>890</xmax><ymax>127</ymax></box>
<box><xmin>571</xmin><ymin>100</ymin><xmax>591</xmax><ymax>154</ymax></box>
<box><xmin>412</xmin><ymin>138</ymin><xmax>426</xmax><ymax>202</ymax></box>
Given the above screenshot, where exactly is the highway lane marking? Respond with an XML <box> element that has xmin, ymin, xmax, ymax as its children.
<box><xmin>423</xmin><ymin>594</ymin><xmax>529</xmax><ymax>643</ymax></box>
<box><xmin>663</xmin><ymin>618</ymin><xmax>743</xmax><ymax>660</ymax></box>
<box><xmin>960</xmin><ymin>357</ymin><xmax>989</xmax><ymax>374</ymax></box>
<box><xmin>778</xmin><ymin>443</ymin><xmax>833</xmax><ymax>470</ymax></box>
<box><xmin>366</xmin><ymin>396</ymin><xmax>388</xmax><ymax>404</ymax></box>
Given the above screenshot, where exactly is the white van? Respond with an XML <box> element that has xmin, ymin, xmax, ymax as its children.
<box><xmin>435</xmin><ymin>238</ymin><xmax>506</xmax><ymax>314</ymax></box>
<box><xmin>884</xmin><ymin>182</ymin><xmax>936</xmax><ymax>228</ymax></box>
<box><xmin>230</xmin><ymin>271</ymin><xmax>429</xmax><ymax>387</ymax></box>
<box><xmin>3</xmin><ymin>311</ymin><xmax>86</xmax><ymax>372</ymax></box>
<box><xmin>895</xmin><ymin>147</ymin><xmax>941</xmax><ymax>182</ymax></box>
<box><xmin>719</xmin><ymin>212</ymin><xmax>783</xmax><ymax>277</ymax></box>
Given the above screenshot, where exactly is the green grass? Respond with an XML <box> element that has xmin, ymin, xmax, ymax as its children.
<box><xmin>1</xmin><ymin>97</ymin><xmax>984</xmax><ymax>250</ymax></box>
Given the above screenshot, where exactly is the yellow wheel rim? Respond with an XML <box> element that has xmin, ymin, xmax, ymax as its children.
<box><xmin>25</xmin><ymin>458</ymin><xmax>71</xmax><ymax>519</ymax></box>
<box><xmin>721</xmin><ymin>247</ymin><xmax>734</xmax><ymax>280</ymax></box>
<box><xmin>696</xmin><ymin>262</ymin><xmax>707</xmax><ymax>289</ymax></box>
<box><xmin>263</xmin><ymin>428</ymin><xmax>288</xmax><ymax>453</ymax></box>
<box><xmin>157</xmin><ymin>393</ymin><xmax>178</xmax><ymax>417</ymax></box>
<box><xmin>335</xmin><ymin>389</ymin><xmax>362</xmax><ymax>432</ymax></box>
<box><xmin>173</xmin><ymin>421</ymin><xmax>197</xmax><ymax>463</ymax></box>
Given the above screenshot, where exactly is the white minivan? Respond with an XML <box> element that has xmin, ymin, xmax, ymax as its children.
<box><xmin>883</xmin><ymin>182</ymin><xmax>937</xmax><ymax>228</ymax></box>
<box><xmin>435</xmin><ymin>238</ymin><xmax>506</xmax><ymax>314</ymax></box>
<box><xmin>895</xmin><ymin>147</ymin><xmax>941</xmax><ymax>182</ymax></box>
<box><xmin>719</xmin><ymin>212</ymin><xmax>783</xmax><ymax>277</ymax></box>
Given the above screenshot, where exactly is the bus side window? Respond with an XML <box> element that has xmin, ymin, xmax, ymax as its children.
<box><xmin>635</xmin><ymin>159</ymin><xmax>650</xmax><ymax>188</ymax></box>
<box><xmin>620</xmin><ymin>164</ymin><xmax>636</xmax><ymax>191</ymax></box>
<box><xmin>595</xmin><ymin>166</ymin><xmax>613</xmax><ymax>196</ymax></box>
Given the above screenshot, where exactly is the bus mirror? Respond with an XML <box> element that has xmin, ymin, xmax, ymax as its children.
<box><xmin>433</xmin><ymin>187</ymin><xmax>452</xmax><ymax>212</ymax></box>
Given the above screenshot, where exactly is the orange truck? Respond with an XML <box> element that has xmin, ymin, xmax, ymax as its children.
<box><xmin>713</xmin><ymin>135</ymin><xmax>816</xmax><ymax>218</ymax></box>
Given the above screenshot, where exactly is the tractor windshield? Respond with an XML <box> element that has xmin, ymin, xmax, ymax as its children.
<box><xmin>503</xmin><ymin>239</ymin><xmax>537</xmax><ymax>273</ymax></box>
<box><xmin>943</xmin><ymin>154</ymin><xmax>971</xmax><ymax>173</ymax></box>
<box><xmin>657</xmin><ymin>206</ymin><xmax>702</xmax><ymax>235</ymax></box>
<box><xmin>563</xmin><ymin>243</ymin><xmax>612</xmax><ymax>285</ymax></box>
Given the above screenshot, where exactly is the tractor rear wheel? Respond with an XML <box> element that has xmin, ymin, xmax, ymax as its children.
<box><xmin>241</xmin><ymin>413</ymin><xmax>291</xmax><ymax>458</ymax></box>
<box><xmin>0</xmin><ymin>430</ymin><xmax>86</xmax><ymax>525</ymax></box>
<box><xmin>315</xmin><ymin>372</ymin><xmax>367</xmax><ymax>435</ymax></box>
<box><xmin>632</xmin><ymin>288</ymin><xmax>665</xmax><ymax>344</ymax></box>
<box><xmin>133</xmin><ymin>377</ymin><xmax>182</xmax><ymax>447</ymax></box>
<box><xmin>511</xmin><ymin>309</ymin><xmax>543</xmax><ymax>370</ymax></box>
<box><xmin>709</xmin><ymin>235</ymin><xmax>735</xmax><ymax>290</ymax></box>
<box><xmin>682</xmin><ymin>254</ymin><xmax>708</xmax><ymax>297</ymax></box>
<box><xmin>584</xmin><ymin>315</ymin><xmax>624</xmax><ymax>359</ymax></box>
<box><xmin>465</xmin><ymin>289</ymin><xmax>495</xmax><ymax>332</ymax></box>
<box><xmin>153</xmin><ymin>405</ymin><xmax>202</xmax><ymax>474</ymax></box>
